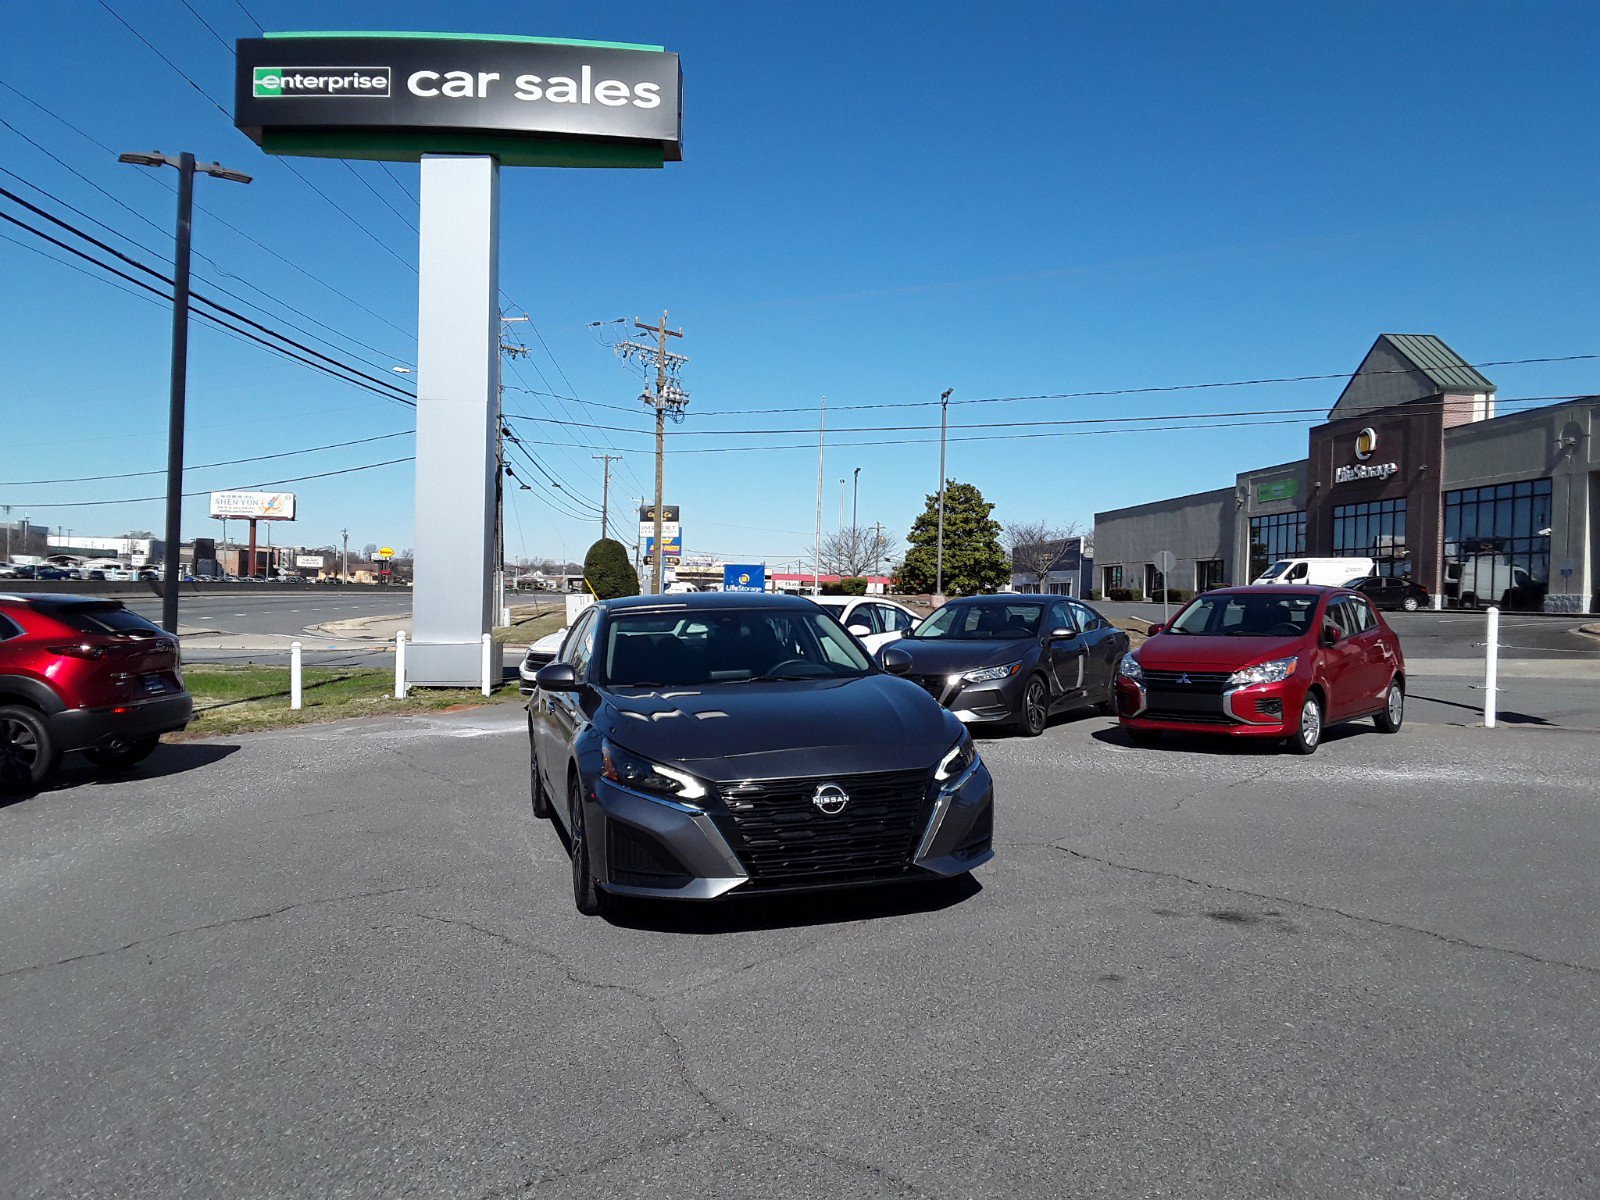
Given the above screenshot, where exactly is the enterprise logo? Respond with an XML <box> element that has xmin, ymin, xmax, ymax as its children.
<box><xmin>253</xmin><ymin>67</ymin><xmax>391</xmax><ymax>98</ymax></box>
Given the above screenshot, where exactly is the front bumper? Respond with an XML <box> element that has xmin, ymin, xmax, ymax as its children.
<box><xmin>588</xmin><ymin>759</ymin><xmax>995</xmax><ymax>901</ymax></box>
<box><xmin>52</xmin><ymin>693</ymin><xmax>194</xmax><ymax>753</ymax></box>
<box><xmin>1115</xmin><ymin>675</ymin><xmax>1298</xmax><ymax>738</ymax></box>
<box><xmin>908</xmin><ymin>671</ymin><xmax>1024</xmax><ymax>726</ymax></box>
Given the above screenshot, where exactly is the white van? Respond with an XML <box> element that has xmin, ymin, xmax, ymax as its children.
<box><xmin>1251</xmin><ymin>556</ymin><xmax>1376</xmax><ymax>587</ymax></box>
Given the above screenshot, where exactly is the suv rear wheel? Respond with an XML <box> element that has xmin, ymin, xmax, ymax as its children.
<box><xmin>0</xmin><ymin>705</ymin><xmax>59</xmax><ymax>792</ymax></box>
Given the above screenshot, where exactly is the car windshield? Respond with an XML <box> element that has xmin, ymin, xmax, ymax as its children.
<box><xmin>1258</xmin><ymin>561</ymin><xmax>1292</xmax><ymax>579</ymax></box>
<box><xmin>601</xmin><ymin>608</ymin><xmax>873</xmax><ymax>686</ymax></box>
<box><xmin>913</xmin><ymin>601</ymin><xmax>1045</xmax><ymax>640</ymax></box>
<box><xmin>1167</xmin><ymin>593</ymin><xmax>1317</xmax><ymax>637</ymax></box>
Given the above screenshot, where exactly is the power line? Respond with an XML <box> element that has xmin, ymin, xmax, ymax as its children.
<box><xmin>15</xmin><ymin>456</ymin><xmax>416</xmax><ymax>509</ymax></box>
<box><xmin>177</xmin><ymin>0</ymin><xmax>234</xmax><ymax>51</ymax></box>
<box><xmin>0</xmin><ymin>431</ymin><xmax>414</xmax><ymax>486</ymax></box>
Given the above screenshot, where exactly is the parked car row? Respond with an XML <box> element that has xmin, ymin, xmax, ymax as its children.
<box><xmin>520</xmin><ymin>580</ymin><xmax>1407</xmax><ymax>916</ymax></box>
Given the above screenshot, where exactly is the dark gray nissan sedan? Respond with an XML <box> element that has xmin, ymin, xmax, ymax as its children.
<box><xmin>526</xmin><ymin>592</ymin><xmax>994</xmax><ymax>916</ymax></box>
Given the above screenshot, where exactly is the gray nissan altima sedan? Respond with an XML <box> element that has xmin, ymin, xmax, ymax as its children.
<box><xmin>526</xmin><ymin>592</ymin><xmax>994</xmax><ymax>916</ymax></box>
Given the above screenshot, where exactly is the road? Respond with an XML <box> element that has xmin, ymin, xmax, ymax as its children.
<box><xmin>2</xmin><ymin>706</ymin><xmax>1595</xmax><ymax>1199</ymax></box>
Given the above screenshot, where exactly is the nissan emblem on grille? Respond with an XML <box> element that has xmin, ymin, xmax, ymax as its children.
<box><xmin>811</xmin><ymin>783</ymin><xmax>850</xmax><ymax>815</ymax></box>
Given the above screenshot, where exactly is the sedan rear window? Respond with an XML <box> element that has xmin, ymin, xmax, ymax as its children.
<box><xmin>55</xmin><ymin>604</ymin><xmax>164</xmax><ymax>636</ymax></box>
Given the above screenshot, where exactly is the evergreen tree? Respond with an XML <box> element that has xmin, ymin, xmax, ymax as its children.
<box><xmin>896</xmin><ymin>480</ymin><xmax>1008</xmax><ymax>596</ymax></box>
<box><xmin>582</xmin><ymin>538</ymin><xmax>640</xmax><ymax>599</ymax></box>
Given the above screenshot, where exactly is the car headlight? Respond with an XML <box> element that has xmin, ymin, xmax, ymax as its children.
<box><xmin>963</xmin><ymin>661</ymin><xmax>1021</xmax><ymax>684</ymax></box>
<box><xmin>1118</xmin><ymin>655</ymin><xmax>1143</xmax><ymax>682</ymax></box>
<box><xmin>600</xmin><ymin>738</ymin><xmax>708</xmax><ymax>809</ymax></box>
<box><xmin>935</xmin><ymin>731</ymin><xmax>978</xmax><ymax>783</ymax></box>
<box><xmin>1227</xmin><ymin>656</ymin><xmax>1299</xmax><ymax>687</ymax></box>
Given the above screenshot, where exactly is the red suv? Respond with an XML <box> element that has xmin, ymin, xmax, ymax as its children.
<box><xmin>0</xmin><ymin>595</ymin><xmax>192</xmax><ymax>791</ymax></box>
<box><xmin>1114</xmin><ymin>586</ymin><xmax>1405</xmax><ymax>755</ymax></box>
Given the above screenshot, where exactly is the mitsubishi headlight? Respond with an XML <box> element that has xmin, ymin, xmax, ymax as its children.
<box><xmin>600</xmin><ymin>738</ymin><xmax>708</xmax><ymax>809</ymax></box>
<box><xmin>935</xmin><ymin>731</ymin><xmax>978</xmax><ymax>783</ymax></box>
<box><xmin>963</xmin><ymin>662</ymin><xmax>1021</xmax><ymax>684</ymax></box>
<box><xmin>1227</xmin><ymin>656</ymin><xmax>1298</xmax><ymax>687</ymax></box>
<box><xmin>1118</xmin><ymin>655</ymin><xmax>1144</xmax><ymax>682</ymax></box>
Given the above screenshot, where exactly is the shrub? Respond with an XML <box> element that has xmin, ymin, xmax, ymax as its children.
<box><xmin>582</xmin><ymin>538</ymin><xmax>639</xmax><ymax>599</ymax></box>
<box><xmin>1108</xmin><ymin>587</ymin><xmax>1144</xmax><ymax>603</ymax></box>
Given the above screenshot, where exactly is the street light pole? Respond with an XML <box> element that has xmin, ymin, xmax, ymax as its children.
<box><xmin>935</xmin><ymin>388</ymin><xmax>952</xmax><ymax>598</ymax></box>
<box><xmin>852</xmin><ymin>466</ymin><xmax>861</xmax><ymax>531</ymax></box>
<box><xmin>118</xmin><ymin>150</ymin><xmax>250</xmax><ymax>633</ymax></box>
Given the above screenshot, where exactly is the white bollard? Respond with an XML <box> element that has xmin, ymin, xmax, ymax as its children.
<box><xmin>290</xmin><ymin>641</ymin><xmax>303</xmax><ymax>710</ymax></box>
<box><xmin>500</xmin><ymin>605</ymin><xmax>512</xmax><ymax>627</ymax></box>
<box><xmin>1483</xmin><ymin>606</ymin><xmax>1500</xmax><ymax>728</ymax></box>
<box><xmin>394</xmin><ymin>630</ymin><xmax>408</xmax><ymax>700</ymax></box>
<box><xmin>481</xmin><ymin>632</ymin><xmax>494</xmax><ymax>696</ymax></box>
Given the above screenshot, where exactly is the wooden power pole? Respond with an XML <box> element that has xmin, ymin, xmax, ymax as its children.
<box><xmin>592</xmin><ymin>454</ymin><xmax>620</xmax><ymax>541</ymax></box>
<box><xmin>617</xmin><ymin>312</ymin><xmax>686</xmax><ymax>593</ymax></box>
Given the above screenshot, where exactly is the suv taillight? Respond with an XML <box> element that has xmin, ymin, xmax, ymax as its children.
<box><xmin>47</xmin><ymin>642</ymin><xmax>111</xmax><ymax>660</ymax></box>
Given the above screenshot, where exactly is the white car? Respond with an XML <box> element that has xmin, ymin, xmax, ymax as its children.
<box><xmin>809</xmin><ymin>595</ymin><xmax>920</xmax><ymax>654</ymax></box>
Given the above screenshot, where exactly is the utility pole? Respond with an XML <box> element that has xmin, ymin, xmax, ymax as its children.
<box><xmin>814</xmin><ymin>395</ymin><xmax>826</xmax><ymax>595</ymax></box>
<box><xmin>117</xmin><ymin>150</ymin><xmax>250</xmax><ymax>632</ymax></box>
<box><xmin>498</xmin><ymin>315</ymin><xmax>530</xmax><ymax>617</ymax></box>
<box><xmin>592</xmin><ymin>454</ymin><xmax>620</xmax><ymax>540</ymax></box>
<box><xmin>935</xmin><ymin>388</ymin><xmax>953</xmax><ymax>598</ymax></box>
<box><xmin>839</xmin><ymin>478</ymin><xmax>846</xmax><ymax>533</ymax></box>
<box><xmin>341</xmin><ymin>528</ymin><xmax>349</xmax><ymax>583</ymax></box>
<box><xmin>617</xmin><ymin>312</ymin><xmax>687</xmax><ymax>594</ymax></box>
<box><xmin>873</xmin><ymin>521</ymin><xmax>884</xmax><ymax>579</ymax></box>
<box><xmin>3</xmin><ymin>506</ymin><xmax>10</xmax><ymax>563</ymax></box>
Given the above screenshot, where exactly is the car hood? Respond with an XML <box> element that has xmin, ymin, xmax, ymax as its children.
<box><xmin>1136</xmin><ymin>633</ymin><xmax>1304</xmax><ymax>671</ymax></box>
<box><xmin>598</xmin><ymin>674</ymin><xmax>960</xmax><ymax>781</ymax></box>
<box><xmin>889</xmin><ymin>637</ymin><xmax>1036</xmax><ymax>675</ymax></box>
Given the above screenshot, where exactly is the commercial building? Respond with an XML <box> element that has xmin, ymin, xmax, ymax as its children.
<box><xmin>1009</xmin><ymin>534</ymin><xmax>1094</xmax><ymax>596</ymax></box>
<box><xmin>1094</xmin><ymin>334</ymin><xmax>1597</xmax><ymax>612</ymax></box>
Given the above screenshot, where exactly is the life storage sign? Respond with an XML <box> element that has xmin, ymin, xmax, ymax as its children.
<box><xmin>235</xmin><ymin>33</ymin><xmax>682</xmax><ymax>168</ymax></box>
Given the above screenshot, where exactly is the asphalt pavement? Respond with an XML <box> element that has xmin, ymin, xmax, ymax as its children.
<box><xmin>2</xmin><ymin>704</ymin><xmax>1595</xmax><ymax>1199</ymax></box>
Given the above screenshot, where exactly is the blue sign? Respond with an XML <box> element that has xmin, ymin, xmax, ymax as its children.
<box><xmin>723</xmin><ymin>563</ymin><xmax>766</xmax><ymax>593</ymax></box>
<box><xmin>645</xmin><ymin>536</ymin><xmax>682</xmax><ymax>557</ymax></box>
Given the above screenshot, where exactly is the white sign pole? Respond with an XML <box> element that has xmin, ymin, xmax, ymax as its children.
<box><xmin>480</xmin><ymin>632</ymin><xmax>494</xmax><ymax>697</ymax></box>
<box><xmin>289</xmin><ymin>640</ymin><xmax>303</xmax><ymax>710</ymax></box>
<box><xmin>394</xmin><ymin>630</ymin><xmax>407</xmax><ymax>700</ymax></box>
<box><xmin>1483</xmin><ymin>606</ymin><xmax>1500</xmax><ymax>728</ymax></box>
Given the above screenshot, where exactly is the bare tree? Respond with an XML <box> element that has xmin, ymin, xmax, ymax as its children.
<box><xmin>1004</xmin><ymin>520</ymin><xmax>1083</xmax><ymax>591</ymax></box>
<box><xmin>819</xmin><ymin>525</ymin><xmax>894</xmax><ymax>578</ymax></box>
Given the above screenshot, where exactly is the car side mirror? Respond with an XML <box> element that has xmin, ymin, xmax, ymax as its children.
<box><xmin>1046</xmin><ymin>626</ymin><xmax>1075</xmax><ymax>641</ymax></box>
<box><xmin>879</xmin><ymin>646</ymin><xmax>913</xmax><ymax>675</ymax></box>
<box><xmin>847</xmin><ymin>623</ymin><xmax>872</xmax><ymax>637</ymax></box>
<box><xmin>1321</xmin><ymin>623</ymin><xmax>1343</xmax><ymax>646</ymax></box>
<box><xmin>1147</xmin><ymin>622</ymin><xmax>1165</xmax><ymax>636</ymax></box>
<box><xmin>534</xmin><ymin>662</ymin><xmax>581</xmax><ymax>692</ymax></box>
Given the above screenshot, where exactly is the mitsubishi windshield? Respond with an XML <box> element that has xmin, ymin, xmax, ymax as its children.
<box><xmin>1167</xmin><ymin>592</ymin><xmax>1316</xmax><ymax>637</ymax></box>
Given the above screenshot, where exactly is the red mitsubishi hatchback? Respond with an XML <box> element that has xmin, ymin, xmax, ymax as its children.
<box><xmin>1114</xmin><ymin>586</ymin><xmax>1405</xmax><ymax>754</ymax></box>
<box><xmin>0</xmin><ymin>594</ymin><xmax>192</xmax><ymax>791</ymax></box>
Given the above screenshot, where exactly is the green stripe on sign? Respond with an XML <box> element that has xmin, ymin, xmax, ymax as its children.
<box><xmin>262</xmin><ymin>30</ymin><xmax>666</xmax><ymax>53</ymax></box>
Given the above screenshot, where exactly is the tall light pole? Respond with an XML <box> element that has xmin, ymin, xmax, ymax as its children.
<box><xmin>935</xmin><ymin>388</ymin><xmax>952</xmax><ymax>598</ymax></box>
<box><xmin>838</xmin><ymin>477</ymin><xmax>846</xmax><ymax>533</ymax></box>
<box><xmin>118</xmin><ymin>151</ymin><xmax>251</xmax><ymax>633</ymax></box>
<box><xmin>852</xmin><ymin>466</ymin><xmax>861</xmax><ymax>531</ymax></box>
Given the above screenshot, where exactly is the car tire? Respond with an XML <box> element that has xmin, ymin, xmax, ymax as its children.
<box><xmin>1460</xmin><ymin>593</ymin><xmax>1479</xmax><ymax>610</ymax></box>
<box><xmin>0</xmin><ymin>705</ymin><xmax>59</xmax><ymax>793</ymax></box>
<box><xmin>569</xmin><ymin>776</ymin><xmax>609</xmax><ymax>917</ymax></box>
<box><xmin>1375</xmin><ymin>678</ymin><xmax>1404</xmax><ymax>733</ymax></box>
<box><xmin>1096</xmin><ymin>659</ymin><xmax>1122</xmax><ymax>714</ymax></box>
<box><xmin>1401</xmin><ymin>596</ymin><xmax>1420</xmax><ymax>613</ymax></box>
<box><xmin>1288</xmin><ymin>694</ymin><xmax>1323</xmax><ymax>755</ymax></box>
<box><xmin>1126</xmin><ymin>727</ymin><xmax>1161</xmax><ymax>745</ymax></box>
<box><xmin>85</xmin><ymin>734</ymin><xmax>160</xmax><ymax>770</ymax></box>
<box><xmin>1014</xmin><ymin>674</ymin><xmax>1050</xmax><ymax>737</ymax></box>
<box><xmin>527</xmin><ymin>713</ymin><xmax>551</xmax><ymax>819</ymax></box>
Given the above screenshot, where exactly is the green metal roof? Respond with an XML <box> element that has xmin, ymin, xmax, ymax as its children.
<box><xmin>1379</xmin><ymin>333</ymin><xmax>1495</xmax><ymax>393</ymax></box>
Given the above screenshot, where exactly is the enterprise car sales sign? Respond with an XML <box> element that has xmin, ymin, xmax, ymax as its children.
<box><xmin>235</xmin><ymin>33</ymin><xmax>682</xmax><ymax>167</ymax></box>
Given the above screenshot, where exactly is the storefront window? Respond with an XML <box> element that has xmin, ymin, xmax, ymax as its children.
<box><xmin>1332</xmin><ymin>498</ymin><xmax>1407</xmax><ymax>573</ymax></box>
<box><xmin>1443</xmin><ymin>478</ymin><xmax>1552</xmax><ymax>610</ymax></box>
<box><xmin>1103</xmin><ymin>565</ymin><xmax>1123</xmax><ymax>593</ymax></box>
<box><xmin>1249</xmin><ymin>512</ymin><xmax>1306</xmax><ymax>580</ymax></box>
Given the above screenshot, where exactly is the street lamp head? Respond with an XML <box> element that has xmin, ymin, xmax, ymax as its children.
<box><xmin>118</xmin><ymin>151</ymin><xmax>171</xmax><ymax>168</ymax></box>
<box><xmin>198</xmin><ymin>162</ymin><xmax>252</xmax><ymax>184</ymax></box>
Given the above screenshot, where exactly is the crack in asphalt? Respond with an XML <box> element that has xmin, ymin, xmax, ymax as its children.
<box><xmin>1049</xmin><ymin>844</ymin><xmax>1599</xmax><ymax>976</ymax></box>
<box><xmin>414</xmin><ymin>912</ymin><xmax>934</xmax><ymax>1199</ymax></box>
<box><xmin>0</xmin><ymin>884</ymin><xmax>440</xmax><ymax>981</ymax></box>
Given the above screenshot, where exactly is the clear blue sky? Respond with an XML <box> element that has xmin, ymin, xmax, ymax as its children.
<box><xmin>3</xmin><ymin>1</ymin><xmax>1596</xmax><ymax>568</ymax></box>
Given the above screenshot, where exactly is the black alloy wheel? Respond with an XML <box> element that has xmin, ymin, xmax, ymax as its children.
<box><xmin>0</xmin><ymin>705</ymin><xmax>58</xmax><ymax>792</ymax></box>
<box><xmin>1375</xmin><ymin>678</ymin><xmax>1404</xmax><ymax>733</ymax></box>
<box><xmin>527</xmin><ymin>712</ymin><xmax>551</xmax><ymax>819</ymax></box>
<box><xmin>85</xmin><ymin>734</ymin><xmax>160</xmax><ymax>770</ymax></box>
<box><xmin>1015</xmin><ymin>675</ymin><xmax>1050</xmax><ymax>737</ymax></box>
<box><xmin>569</xmin><ymin>775</ymin><xmax>608</xmax><ymax>917</ymax></box>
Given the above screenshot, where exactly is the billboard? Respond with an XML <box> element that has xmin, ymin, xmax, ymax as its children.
<box><xmin>638</xmin><ymin>504</ymin><xmax>680</xmax><ymax>524</ymax></box>
<box><xmin>722</xmin><ymin>564</ymin><xmax>766</xmax><ymax>593</ymax></box>
<box><xmin>209</xmin><ymin>491</ymin><xmax>297</xmax><ymax>521</ymax></box>
<box><xmin>294</xmin><ymin>555</ymin><xmax>324</xmax><ymax>569</ymax></box>
<box><xmin>234</xmin><ymin>35</ymin><xmax>683</xmax><ymax>167</ymax></box>
<box><xmin>645</xmin><ymin>536</ymin><xmax>683</xmax><ymax>558</ymax></box>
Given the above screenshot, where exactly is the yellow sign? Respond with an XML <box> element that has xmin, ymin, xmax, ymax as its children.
<box><xmin>376</xmin><ymin>547</ymin><xmax>395</xmax><ymax>559</ymax></box>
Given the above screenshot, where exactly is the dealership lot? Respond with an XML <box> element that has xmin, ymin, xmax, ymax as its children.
<box><xmin>3</xmin><ymin>705</ymin><xmax>1594</xmax><ymax>1199</ymax></box>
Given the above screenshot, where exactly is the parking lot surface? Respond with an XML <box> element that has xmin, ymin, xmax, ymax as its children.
<box><xmin>3</xmin><ymin>702</ymin><xmax>1594</xmax><ymax>1199</ymax></box>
